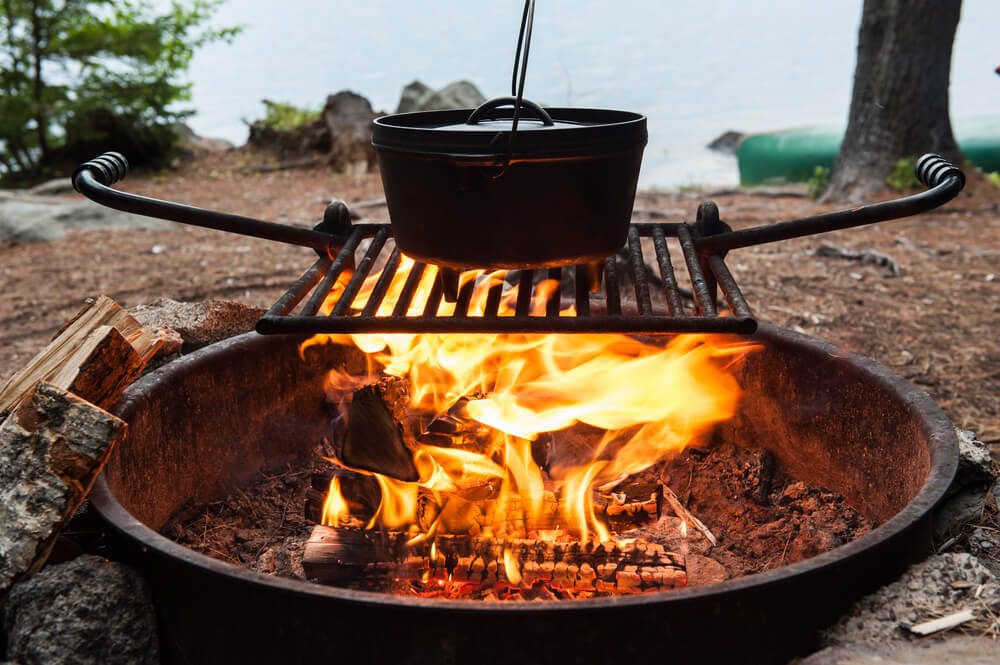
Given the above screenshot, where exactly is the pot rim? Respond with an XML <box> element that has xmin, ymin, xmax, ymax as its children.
<box><xmin>372</xmin><ymin>106</ymin><xmax>647</xmax><ymax>158</ymax></box>
<box><xmin>91</xmin><ymin>324</ymin><xmax>957</xmax><ymax>613</ymax></box>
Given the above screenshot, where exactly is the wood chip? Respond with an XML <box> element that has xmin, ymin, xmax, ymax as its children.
<box><xmin>906</xmin><ymin>608</ymin><xmax>977</xmax><ymax>636</ymax></box>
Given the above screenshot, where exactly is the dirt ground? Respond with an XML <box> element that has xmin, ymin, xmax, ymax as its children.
<box><xmin>1</xmin><ymin>149</ymin><xmax>998</xmax><ymax>451</ymax></box>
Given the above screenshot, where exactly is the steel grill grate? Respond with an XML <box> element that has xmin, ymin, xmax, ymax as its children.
<box><xmin>256</xmin><ymin>222</ymin><xmax>757</xmax><ymax>336</ymax></box>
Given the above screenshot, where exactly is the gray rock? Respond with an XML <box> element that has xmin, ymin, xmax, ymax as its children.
<box><xmin>953</xmin><ymin>430</ymin><xmax>995</xmax><ymax>490</ymax></box>
<box><xmin>0</xmin><ymin>194</ymin><xmax>169</xmax><ymax>245</ymax></box>
<box><xmin>801</xmin><ymin>638</ymin><xmax>1000</xmax><ymax>665</ymax></box>
<box><xmin>25</xmin><ymin>179</ymin><xmax>76</xmax><ymax>197</ymax></box>
<box><xmin>935</xmin><ymin>430</ymin><xmax>996</xmax><ymax>539</ymax></box>
<box><xmin>130</xmin><ymin>298</ymin><xmax>264</xmax><ymax>354</ymax></box>
<box><xmin>395</xmin><ymin>79</ymin><xmax>486</xmax><ymax>113</ymax></box>
<box><xmin>173</xmin><ymin>123</ymin><xmax>233</xmax><ymax>154</ymax></box>
<box><xmin>3</xmin><ymin>555</ymin><xmax>158</xmax><ymax>665</ymax></box>
<box><xmin>323</xmin><ymin>91</ymin><xmax>378</xmax><ymax>172</ymax></box>
<box><xmin>706</xmin><ymin>130</ymin><xmax>745</xmax><ymax>155</ymax></box>
<box><xmin>823</xmin><ymin>553</ymin><xmax>1000</xmax><ymax>646</ymax></box>
<box><xmin>968</xmin><ymin>527</ymin><xmax>999</xmax><ymax>560</ymax></box>
<box><xmin>395</xmin><ymin>80</ymin><xmax>433</xmax><ymax>114</ymax></box>
<box><xmin>935</xmin><ymin>485</ymin><xmax>991</xmax><ymax>540</ymax></box>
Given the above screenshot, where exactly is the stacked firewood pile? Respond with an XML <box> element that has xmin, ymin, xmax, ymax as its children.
<box><xmin>0</xmin><ymin>296</ymin><xmax>163</xmax><ymax>598</ymax></box>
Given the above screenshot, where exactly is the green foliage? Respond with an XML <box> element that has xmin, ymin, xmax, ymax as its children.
<box><xmin>806</xmin><ymin>165</ymin><xmax>830</xmax><ymax>199</ymax></box>
<box><xmin>885</xmin><ymin>157</ymin><xmax>920</xmax><ymax>191</ymax></box>
<box><xmin>986</xmin><ymin>171</ymin><xmax>1000</xmax><ymax>188</ymax></box>
<box><xmin>0</xmin><ymin>0</ymin><xmax>239</xmax><ymax>184</ymax></box>
<box><xmin>257</xmin><ymin>100</ymin><xmax>321</xmax><ymax>132</ymax></box>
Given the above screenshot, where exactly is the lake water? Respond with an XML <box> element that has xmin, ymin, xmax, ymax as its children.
<box><xmin>184</xmin><ymin>0</ymin><xmax>1000</xmax><ymax>187</ymax></box>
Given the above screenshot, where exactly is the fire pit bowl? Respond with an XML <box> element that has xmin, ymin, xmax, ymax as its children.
<box><xmin>90</xmin><ymin>326</ymin><xmax>956</xmax><ymax>665</ymax></box>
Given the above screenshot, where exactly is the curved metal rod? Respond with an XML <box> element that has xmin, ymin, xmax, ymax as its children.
<box><xmin>73</xmin><ymin>156</ymin><xmax>335</xmax><ymax>252</ymax></box>
<box><xmin>695</xmin><ymin>154</ymin><xmax>965</xmax><ymax>253</ymax></box>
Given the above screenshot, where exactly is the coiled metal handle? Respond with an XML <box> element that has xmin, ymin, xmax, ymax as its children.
<box><xmin>72</xmin><ymin>151</ymin><xmax>129</xmax><ymax>191</ymax></box>
<box><xmin>916</xmin><ymin>153</ymin><xmax>965</xmax><ymax>189</ymax></box>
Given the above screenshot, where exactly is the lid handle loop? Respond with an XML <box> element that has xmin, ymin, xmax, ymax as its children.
<box><xmin>465</xmin><ymin>96</ymin><xmax>554</xmax><ymax>126</ymax></box>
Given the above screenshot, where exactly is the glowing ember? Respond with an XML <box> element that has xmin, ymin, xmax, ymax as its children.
<box><xmin>303</xmin><ymin>255</ymin><xmax>755</xmax><ymax>563</ymax></box>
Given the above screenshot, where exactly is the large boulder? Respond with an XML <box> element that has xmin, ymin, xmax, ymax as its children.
<box><xmin>0</xmin><ymin>191</ymin><xmax>168</xmax><ymax>245</ymax></box>
<box><xmin>323</xmin><ymin>91</ymin><xmax>378</xmax><ymax>172</ymax></box>
<box><xmin>245</xmin><ymin>91</ymin><xmax>378</xmax><ymax>173</ymax></box>
<box><xmin>395</xmin><ymin>80</ymin><xmax>486</xmax><ymax>114</ymax></box>
<box><xmin>3</xmin><ymin>555</ymin><xmax>159</xmax><ymax>665</ymax></box>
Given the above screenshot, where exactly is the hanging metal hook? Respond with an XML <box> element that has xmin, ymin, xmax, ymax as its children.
<box><xmin>493</xmin><ymin>0</ymin><xmax>536</xmax><ymax>179</ymax></box>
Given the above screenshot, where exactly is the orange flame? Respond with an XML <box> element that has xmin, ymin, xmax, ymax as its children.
<box><xmin>321</xmin><ymin>476</ymin><xmax>350</xmax><ymax>526</ymax></box>
<box><xmin>304</xmin><ymin>255</ymin><xmax>754</xmax><ymax>546</ymax></box>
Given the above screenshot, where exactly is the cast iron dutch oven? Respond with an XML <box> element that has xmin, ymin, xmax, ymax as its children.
<box><xmin>372</xmin><ymin>96</ymin><xmax>647</xmax><ymax>270</ymax></box>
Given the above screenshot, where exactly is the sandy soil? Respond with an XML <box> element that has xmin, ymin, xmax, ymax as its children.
<box><xmin>1</xmin><ymin>149</ymin><xmax>997</xmax><ymax>450</ymax></box>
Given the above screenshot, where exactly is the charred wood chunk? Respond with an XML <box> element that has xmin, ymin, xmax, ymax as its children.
<box><xmin>594</xmin><ymin>490</ymin><xmax>660</xmax><ymax>526</ymax></box>
<box><xmin>342</xmin><ymin>376</ymin><xmax>420</xmax><ymax>481</ymax></box>
<box><xmin>301</xmin><ymin>526</ymin><xmax>378</xmax><ymax>584</ymax></box>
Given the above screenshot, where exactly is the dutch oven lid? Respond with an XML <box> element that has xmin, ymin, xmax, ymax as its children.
<box><xmin>373</xmin><ymin>96</ymin><xmax>647</xmax><ymax>158</ymax></box>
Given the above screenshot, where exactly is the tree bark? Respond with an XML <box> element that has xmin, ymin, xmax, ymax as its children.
<box><xmin>824</xmin><ymin>0</ymin><xmax>963</xmax><ymax>202</ymax></box>
<box><xmin>0</xmin><ymin>383</ymin><xmax>127</xmax><ymax>598</ymax></box>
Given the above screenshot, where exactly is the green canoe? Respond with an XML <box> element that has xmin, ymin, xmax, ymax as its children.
<box><xmin>737</xmin><ymin>116</ymin><xmax>1000</xmax><ymax>185</ymax></box>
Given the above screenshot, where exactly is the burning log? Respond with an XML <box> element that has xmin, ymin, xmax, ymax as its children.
<box><xmin>302</xmin><ymin>525</ymin><xmax>685</xmax><ymax>593</ymax></box>
<box><xmin>304</xmin><ymin>470</ymin><xmax>380</xmax><ymax>524</ymax></box>
<box><xmin>0</xmin><ymin>383</ymin><xmax>127</xmax><ymax>597</ymax></box>
<box><xmin>338</xmin><ymin>378</ymin><xmax>552</xmax><ymax>482</ymax></box>
<box><xmin>304</xmin><ymin>470</ymin><xmax>661</xmax><ymax>532</ymax></box>
<box><xmin>340</xmin><ymin>375</ymin><xmax>421</xmax><ymax>481</ymax></box>
<box><xmin>0</xmin><ymin>296</ymin><xmax>163</xmax><ymax>418</ymax></box>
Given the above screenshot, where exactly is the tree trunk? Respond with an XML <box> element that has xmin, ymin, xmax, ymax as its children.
<box><xmin>29</xmin><ymin>0</ymin><xmax>50</xmax><ymax>163</ymax></box>
<box><xmin>824</xmin><ymin>0</ymin><xmax>963</xmax><ymax>202</ymax></box>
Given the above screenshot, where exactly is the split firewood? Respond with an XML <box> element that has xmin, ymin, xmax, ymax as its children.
<box><xmin>0</xmin><ymin>383</ymin><xmax>127</xmax><ymax>598</ymax></box>
<box><xmin>0</xmin><ymin>296</ymin><xmax>163</xmax><ymax>418</ymax></box>
<box><xmin>302</xmin><ymin>525</ymin><xmax>685</xmax><ymax>592</ymax></box>
<box><xmin>338</xmin><ymin>379</ymin><xmax>551</xmax><ymax>481</ymax></box>
<box><xmin>340</xmin><ymin>375</ymin><xmax>421</xmax><ymax>481</ymax></box>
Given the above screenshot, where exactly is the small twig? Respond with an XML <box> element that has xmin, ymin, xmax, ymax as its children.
<box><xmin>662</xmin><ymin>486</ymin><xmax>717</xmax><ymax>546</ymax></box>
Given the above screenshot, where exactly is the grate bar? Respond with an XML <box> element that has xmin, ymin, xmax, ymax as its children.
<box><xmin>574</xmin><ymin>265</ymin><xmax>591</xmax><ymax>317</ymax></box>
<box><xmin>454</xmin><ymin>273</ymin><xmax>476</xmax><ymax>317</ymax></box>
<box><xmin>627</xmin><ymin>227</ymin><xmax>652</xmax><ymax>315</ymax></box>
<box><xmin>708</xmin><ymin>254</ymin><xmax>753</xmax><ymax>320</ymax></box>
<box><xmin>676</xmin><ymin>225</ymin><xmax>717</xmax><ymax>316</ymax></box>
<box><xmin>265</xmin><ymin>256</ymin><xmax>330</xmax><ymax>317</ymax></box>
<box><xmin>389</xmin><ymin>261</ymin><xmax>425</xmax><ymax>317</ymax></box>
<box><xmin>546</xmin><ymin>267</ymin><xmax>562</xmax><ymax>317</ymax></box>
<box><xmin>422</xmin><ymin>271</ymin><xmax>444</xmax><ymax>317</ymax></box>
<box><xmin>331</xmin><ymin>227</ymin><xmax>389</xmax><ymax>317</ymax></box>
<box><xmin>484</xmin><ymin>280</ymin><xmax>503</xmax><ymax>318</ymax></box>
<box><xmin>257</xmin><ymin>222</ymin><xmax>759</xmax><ymax>336</ymax></box>
<box><xmin>515</xmin><ymin>270</ymin><xmax>534</xmax><ymax>316</ymax></box>
<box><xmin>361</xmin><ymin>246</ymin><xmax>402</xmax><ymax>317</ymax></box>
<box><xmin>300</xmin><ymin>227</ymin><xmax>365</xmax><ymax>316</ymax></box>
<box><xmin>651</xmin><ymin>226</ymin><xmax>684</xmax><ymax>316</ymax></box>
<box><xmin>604</xmin><ymin>255</ymin><xmax>621</xmax><ymax>316</ymax></box>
